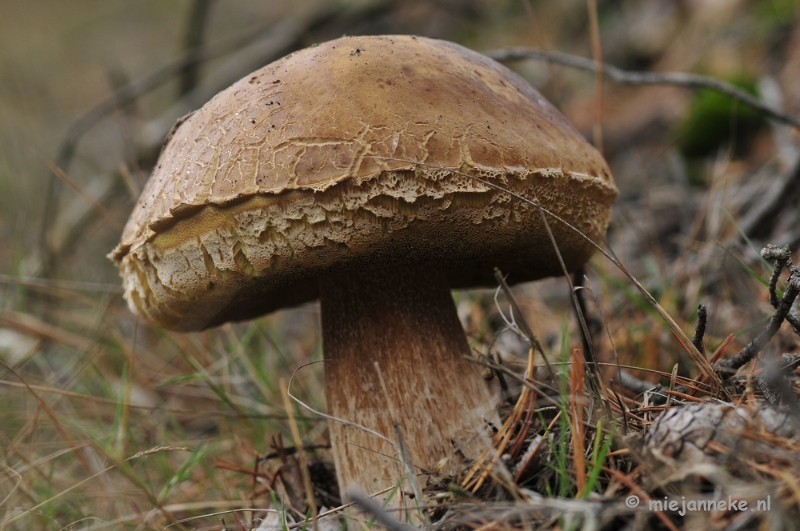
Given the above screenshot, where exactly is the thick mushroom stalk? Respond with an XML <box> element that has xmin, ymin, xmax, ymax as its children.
<box><xmin>320</xmin><ymin>266</ymin><xmax>495</xmax><ymax>500</ymax></box>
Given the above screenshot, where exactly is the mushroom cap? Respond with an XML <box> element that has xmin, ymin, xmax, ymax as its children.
<box><xmin>110</xmin><ymin>35</ymin><xmax>618</xmax><ymax>331</ymax></box>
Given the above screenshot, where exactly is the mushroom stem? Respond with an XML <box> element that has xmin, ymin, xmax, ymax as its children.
<box><xmin>319</xmin><ymin>266</ymin><xmax>497</xmax><ymax>503</ymax></box>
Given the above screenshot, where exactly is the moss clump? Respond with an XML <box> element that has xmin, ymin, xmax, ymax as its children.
<box><xmin>675</xmin><ymin>76</ymin><xmax>765</xmax><ymax>160</ymax></box>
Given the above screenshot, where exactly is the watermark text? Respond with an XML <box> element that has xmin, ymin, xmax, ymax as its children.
<box><xmin>625</xmin><ymin>495</ymin><xmax>770</xmax><ymax>515</ymax></box>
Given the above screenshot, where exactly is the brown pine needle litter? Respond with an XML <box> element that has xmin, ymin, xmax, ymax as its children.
<box><xmin>247</xmin><ymin>243</ymin><xmax>800</xmax><ymax>531</ymax></box>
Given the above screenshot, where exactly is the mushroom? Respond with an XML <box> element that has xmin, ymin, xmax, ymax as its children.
<box><xmin>110</xmin><ymin>35</ymin><xmax>617</xmax><ymax>502</ymax></box>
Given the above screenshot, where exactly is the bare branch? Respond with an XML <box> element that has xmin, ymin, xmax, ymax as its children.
<box><xmin>485</xmin><ymin>47</ymin><xmax>800</xmax><ymax>131</ymax></box>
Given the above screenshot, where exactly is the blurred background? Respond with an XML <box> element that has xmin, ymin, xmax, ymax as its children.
<box><xmin>3</xmin><ymin>0</ymin><xmax>800</xmax><ymax>290</ymax></box>
<box><xmin>2</xmin><ymin>0</ymin><xmax>800</xmax><ymax>529</ymax></box>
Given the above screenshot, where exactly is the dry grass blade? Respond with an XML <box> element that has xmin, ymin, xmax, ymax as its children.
<box><xmin>0</xmin><ymin>358</ymin><xmax>93</xmax><ymax>470</ymax></box>
<box><xmin>279</xmin><ymin>377</ymin><xmax>318</xmax><ymax>531</ymax></box>
<box><xmin>462</xmin><ymin>347</ymin><xmax>536</xmax><ymax>494</ymax></box>
<box><xmin>0</xmin><ymin>378</ymin><xmax>294</xmax><ymax>420</ymax></box>
<box><xmin>286</xmin><ymin>360</ymin><xmax>399</xmax><ymax>452</ymax></box>
<box><xmin>82</xmin><ymin>443</ymin><xmax>191</xmax><ymax>531</ymax></box>
<box><xmin>0</xmin><ymin>274</ymin><xmax>123</xmax><ymax>294</ymax></box>
<box><xmin>1</xmin><ymin>435</ymin><xmax>191</xmax><ymax>529</ymax></box>
<box><xmin>0</xmin><ymin>465</ymin><xmax>115</xmax><ymax>528</ymax></box>
<box><xmin>493</xmin><ymin>267</ymin><xmax>553</xmax><ymax>377</ymax></box>
<box><xmin>570</xmin><ymin>346</ymin><xmax>587</xmax><ymax>495</ymax></box>
<box><xmin>36</xmin><ymin>153</ymin><xmax>124</xmax><ymax>232</ymax></box>
<box><xmin>0</xmin><ymin>310</ymin><xmax>93</xmax><ymax>352</ymax></box>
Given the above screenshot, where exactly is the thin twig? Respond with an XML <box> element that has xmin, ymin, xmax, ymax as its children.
<box><xmin>484</xmin><ymin>47</ymin><xmax>800</xmax><ymax>130</ymax></box>
<box><xmin>280</xmin><ymin>378</ymin><xmax>318</xmax><ymax>531</ymax></box>
<box><xmin>572</xmin><ymin>268</ymin><xmax>599</xmax><ymax>369</ymax></box>
<box><xmin>582</xmin><ymin>274</ymin><xmax>625</xmax><ymax>394</ymax></box>
<box><xmin>493</xmin><ymin>267</ymin><xmax>553</xmax><ymax>377</ymax></box>
<box><xmin>286</xmin><ymin>361</ymin><xmax>400</xmax><ymax>454</ymax></box>
<box><xmin>756</xmin><ymin>364</ymin><xmax>782</xmax><ymax>405</ymax></box>
<box><xmin>463</xmin><ymin>356</ymin><xmax>562</xmax><ymax>412</ymax></box>
<box><xmin>766</xmin><ymin>245</ymin><xmax>793</xmax><ymax>305</ymax></box>
<box><xmin>525</xmin><ymin>172</ymin><xmax>606</xmax><ymax>404</ymax></box>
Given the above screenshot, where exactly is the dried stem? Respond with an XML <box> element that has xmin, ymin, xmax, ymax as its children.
<box><xmin>692</xmin><ymin>304</ymin><xmax>707</xmax><ymax>355</ymax></box>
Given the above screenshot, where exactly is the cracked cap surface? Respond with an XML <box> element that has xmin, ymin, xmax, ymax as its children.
<box><xmin>110</xmin><ymin>35</ymin><xmax>618</xmax><ymax>331</ymax></box>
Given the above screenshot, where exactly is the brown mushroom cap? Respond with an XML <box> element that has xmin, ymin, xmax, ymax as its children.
<box><xmin>110</xmin><ymin>35</ymin><xmax>617</xmax><ymax>331</ymax></box>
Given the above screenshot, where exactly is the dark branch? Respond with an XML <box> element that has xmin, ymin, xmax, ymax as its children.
<box><xmin>485</xmin><ymin>47</ymin><xmax>800</xmax><ymax>131</ymax></box>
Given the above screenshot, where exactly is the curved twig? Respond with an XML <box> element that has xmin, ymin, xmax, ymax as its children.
<box><xmin>485</xmin><ymin>47</ymin><xmax>800</xmax><ymax>131</ymax></box>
